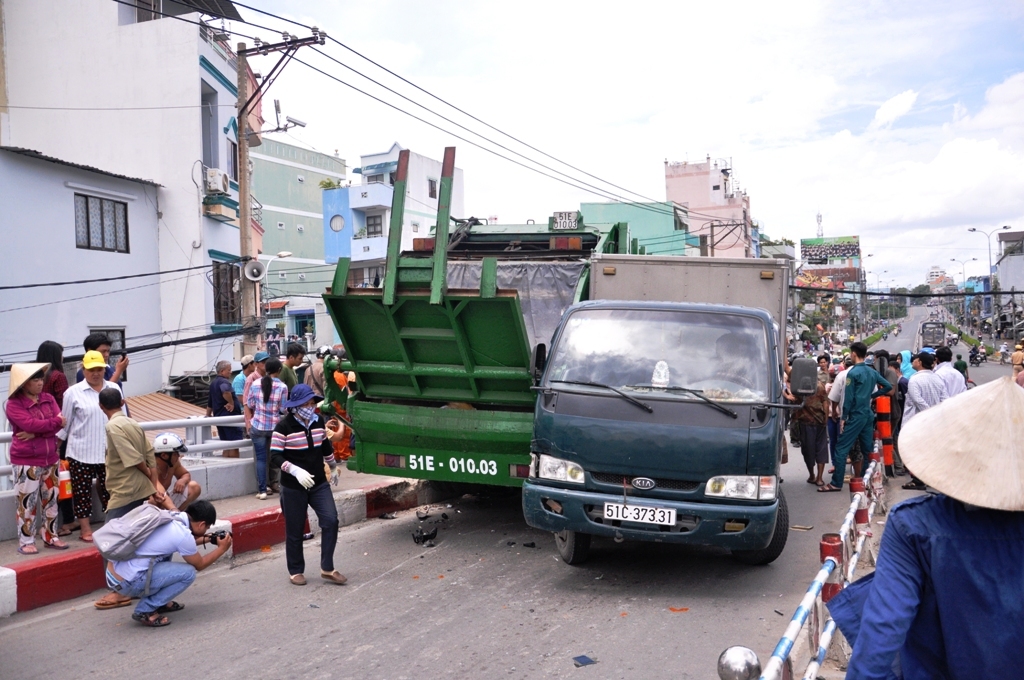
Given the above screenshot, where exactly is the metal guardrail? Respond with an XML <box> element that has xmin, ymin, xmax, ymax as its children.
<box><xmin>718</xmin><ymin>452</ymin><xmax>887</xmax><ymax>680</ymax></box>
<box><xmin>0</xmin><ymin>415</ymin><xmax>252</xmax><ymax>480</ymax></box>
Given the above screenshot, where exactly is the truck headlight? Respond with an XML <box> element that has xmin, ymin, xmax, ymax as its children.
<box><xmin>705</xmin><ymin>475</ymin><xmax>777</xmax><ymax>500</ymax></box>
<box><xmin>537</xmin><ymin>454</ymin><xmax>585</xmax><ymax>484</ymax></box>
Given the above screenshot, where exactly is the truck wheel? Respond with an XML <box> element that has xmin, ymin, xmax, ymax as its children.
<box><xmin>732</xmin><ymin>491</ymin><xmax>789</xmax><ymax>566</ymax></box>
<box><xmin>554</xmin><ymin>530</ymin><xmax>591</xmax><ymax>565</ymax></box>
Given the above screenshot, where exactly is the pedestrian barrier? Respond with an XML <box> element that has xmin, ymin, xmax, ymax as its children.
<box><xmin>717</xmin><ymin>452</ymin><xmax>887</xmax><ymax>680</ymax></box>
<box><xmin>0</xmin><ymin>415</ymin><xmax>251</xmax><ymax>481</ymax></box>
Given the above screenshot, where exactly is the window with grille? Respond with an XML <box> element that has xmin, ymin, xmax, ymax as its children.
<box><xmin>75</xmin><ymin>194</ymin><xmax>129</xmax><ymax>253</ymax></box>
<box><xmin>366</xmin><ymin>214</ymin><xmax>383</xmax><ymax>237</ymax></box>
<box><xmin>212</xmin><ymin>261</ymin><xmax>241</xmax><ymax>325</ymax></box>
<box><xmin>428</xmin><ymin>178</ymin><xmax>437</xmax><ymax>199</ymax></box>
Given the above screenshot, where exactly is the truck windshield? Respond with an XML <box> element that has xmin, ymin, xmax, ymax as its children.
<box><xmin>545</xmin><ymin>308</ymin><xmax>769</xmax><ymax>402</ymax></box>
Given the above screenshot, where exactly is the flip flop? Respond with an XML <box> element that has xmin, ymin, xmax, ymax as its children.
<box><xmin>818</xmin><ymin>484</ymin><xmax>842</xmax><ymax>492</ymax></box>
<box><xmin>44</xmin><ymin>540</ymin><xmax>69</xmax><ymax>550</ymax></box>
<box><xmin>94</xmin><ymin>597</ymin><xmax>133</xmax><ymax>610</ymax></box>
<box><xmin>902</xmin><ymin>481</ymin><xmax>927</xmax><ymax>491</ymax></box>
<box><xmin>79</xmin><ymin>535</ymin><xmax>94</xmax><ymax>543</ymax></box>
<box><xmin>17</xmin><ymin>545</ymin><xmax>38</xmax><ymax>555</ymax></box>
<box><xmin>156</xmin><ymin>601</ymin><xmax>184</xmax><ymax>613</ymax></box>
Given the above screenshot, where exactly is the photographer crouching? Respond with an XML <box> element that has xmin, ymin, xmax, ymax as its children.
<box><xmin>104</xmin><ymin>500</ymin><xmax>231</xmax><ymax>627</ymax></box>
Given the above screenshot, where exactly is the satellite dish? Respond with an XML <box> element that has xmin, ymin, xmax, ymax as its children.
<box><xmin>244</xmin><ymin>261</ymin><xmax>266</xmax><ymax>281</ymax></box>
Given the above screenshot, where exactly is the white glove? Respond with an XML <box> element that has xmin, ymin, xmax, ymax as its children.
<box><xmin>282</xmin><ymin>461</ymin><xmax>315</xmax><ymax>489</ymax></box>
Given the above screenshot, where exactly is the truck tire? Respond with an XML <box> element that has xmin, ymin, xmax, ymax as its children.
<box><xmin>554</xmin><ymin>530</ymin><xmax>592</xmax><ymax>565</ymax></box>
<box><xmin>732</xmin><ymin>491</ymin><xmax>789</xmax><ymax>566</ymax></box>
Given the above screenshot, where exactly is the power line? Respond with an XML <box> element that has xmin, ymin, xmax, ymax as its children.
<box><xmin>4</xmin><ymin>104</ymin><xmax>239</xmax><ymax>111</ymax></box>
<box><xmin>0</xmin><ymin>273</ymin><xmax>197</xmax><ymax>314</ymax></box>
<box><xmin>0</xmin><ymin>262</ymin><xmax>219</xmax><ymax>291</ymax></box>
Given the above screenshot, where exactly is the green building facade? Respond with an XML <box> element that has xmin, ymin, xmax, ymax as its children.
<box><xmin>579</xmin><ymin>202</ymin><xmax>698</xmax><ymax>256</ymax></box>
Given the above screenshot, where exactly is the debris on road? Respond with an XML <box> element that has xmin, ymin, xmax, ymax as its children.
<box><xmin>416</xmin><ymin>509</ymin><xmax>431</xmax><ymax>520</ymax></box>
<box><xmin>790</xmin><ymin>525</ymin><xmax>813</xmax><ymax>531</ymax></box>
<box><xmin>774</xmin><ymin>609</ymin><xmax>785</xmax><ymax>616</ymax></box>
<box><xmin>379</xmin><ymin>512</ymin><xmax>398</xmax><ymax>520</ymax></box>
<box><xmin>308</xmin><ymin>603</ymin><xmax>320</xmax><ymax>609</ymax></box>
<box><xmin>572</xmin><ymin>655</ymin><xmax>598</xmax><ymax>667</ymax></box>
<box><xmin>507</xmin><ymin>541</ymin><xmax>516</xmax><ymax>546</ymax></box>
<box><xmin>442</xmin><ymin>513</ymin><xmax>450</xmax><ymax>520</ymax></box>
<box><xmin>668</xmin><ymin>607</ymin><xmax>689</xmax><ymax>613</ymax></box>
<box><xmin>412</xmin><ymin>527</ymin><xmax>438</xmax><ymax>544</ymax></box>
<box><xmin>522</xmin><ymin>541</ymin><xmax>536</xmax><ymax>548</ymax></box>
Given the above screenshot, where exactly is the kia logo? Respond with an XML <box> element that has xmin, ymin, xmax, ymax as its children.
<box><xmin>631</xmin><ymin>477</ymin><xmax>656</xmax><ymax>490</ymax></box>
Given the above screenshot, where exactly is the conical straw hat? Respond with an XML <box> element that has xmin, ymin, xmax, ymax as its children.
<box><xmin>900</xmin><ymin>377</ymin><xmax>1024</xmax><ymax>511</ymax></box>
<box><xmin>7</xmin><ymin>363</ymin><xmax>50</xmax><ymax>397</ymax></box>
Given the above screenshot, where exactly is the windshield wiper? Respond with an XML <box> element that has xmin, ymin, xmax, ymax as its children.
<box><xmin>625</xmin><ymin>384</ymin><xmax>738</xmax><ymax>419</ymax></box>
<box><xmin>549</xmin><ymin>380</ymin><xmax>654</xmax><ymax>413</ymax></box>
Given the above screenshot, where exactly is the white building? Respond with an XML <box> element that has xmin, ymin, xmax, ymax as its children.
<box><xmin>323</xmin><ymin>144</ymin><xmax>465</xmax><ymax>285</ymax></box>
<box><xmin>0</xmin><ymin>147</ymin><xmax>162</xmax><ymax>397</ymax></box>
<box><xmin>926</xmin><ymin>266</ymin><xmax>948</xmax><ymax>283</ymax></box>
<box><xmin>0</xmin><ymin>0</ymin><xmax>260</xmax><ymax>384</ymax></box>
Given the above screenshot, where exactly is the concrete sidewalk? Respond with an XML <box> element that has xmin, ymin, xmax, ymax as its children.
<box><xmin>0</xmin><ymin>468</ymin><xmax>451</xmax><ymax>617</ymax></box>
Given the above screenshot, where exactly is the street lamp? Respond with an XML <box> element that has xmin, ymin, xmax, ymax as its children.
<box><xmin>968</xmin><ymin>226</ymin><xmax>1010</xmax><ymax>327</ymax></box>
<box><xmin>261</xmin><ymin>250</ymin><xmax>293</xmax><ymax>299</ymax></box>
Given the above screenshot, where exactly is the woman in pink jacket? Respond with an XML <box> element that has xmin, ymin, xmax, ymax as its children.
<box><xmin>4</xmin><ymin>363</ymin><xmax>67</xmax><ymax>554</ymax></box>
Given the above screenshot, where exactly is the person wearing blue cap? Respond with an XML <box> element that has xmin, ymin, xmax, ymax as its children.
<box><xmin>269</xmin><ymin>383</ymin><xmax>348</xmax><ymax>586</ymax></box>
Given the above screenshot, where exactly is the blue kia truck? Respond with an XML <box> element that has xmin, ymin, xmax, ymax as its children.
<box><xmin>522</xmin><ymin>254</ymin><xmax>803</xmax><ymax>565</ymax></box>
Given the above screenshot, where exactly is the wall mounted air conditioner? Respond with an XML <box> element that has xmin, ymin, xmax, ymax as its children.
<box><xmin>205</xmin><ymin>168</ymin><xmax>230</xmax><ymax>195</ymax></box>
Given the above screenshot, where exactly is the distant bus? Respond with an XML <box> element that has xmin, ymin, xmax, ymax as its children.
<box><xmin>920</xmin><ymin>322</ymin><xmax>946</xmax><ymax>348</ymax></box>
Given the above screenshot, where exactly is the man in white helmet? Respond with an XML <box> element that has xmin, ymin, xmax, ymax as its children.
<box><xmin>303</xmin><ymin>345</ymin><xmax>332</xmax><ymax>397</ymax></box>
<box><xmin>151</xmin><ymin>433</ymin><xmax>202</xmax><ymax>511</ymax></box>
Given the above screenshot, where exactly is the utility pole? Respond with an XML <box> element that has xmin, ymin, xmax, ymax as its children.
<box><xmin>235</xmin><ymin>29</ymin><xmax>326</xmax><ymax>354</ymax></box>
<box><xmin>237</xmin><ymin>44</ymin><xmax>255</xmax><ymax>354</ymax></box>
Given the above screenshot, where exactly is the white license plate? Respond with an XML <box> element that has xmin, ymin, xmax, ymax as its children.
<box><xmin>603</xmin><ymin>502</ymin><xmax>676</xmax><ymax>526</ymax></box>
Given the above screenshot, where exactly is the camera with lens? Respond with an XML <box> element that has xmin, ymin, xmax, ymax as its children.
<box><xmin>205</xmin><ymin>530</ymin><xmax>229</xmax><ymax>546</ymax></box>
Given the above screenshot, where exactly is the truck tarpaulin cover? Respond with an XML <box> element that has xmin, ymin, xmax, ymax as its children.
<box><xmin>446</xmin><ymin>261</ymin><xmax>585</xmax><ymax>349</ymax></box>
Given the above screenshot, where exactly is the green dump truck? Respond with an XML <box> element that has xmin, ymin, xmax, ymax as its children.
<box><xmin>320</xmin><ymin>147</ymin><xmax>630</xmax><ymax>487</ymax></box>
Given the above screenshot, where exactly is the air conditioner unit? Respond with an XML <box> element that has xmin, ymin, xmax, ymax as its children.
<box><xmin>205</xmin><ymin>168</ymin><xmax>230</xmax><ymax>195</ymax></box>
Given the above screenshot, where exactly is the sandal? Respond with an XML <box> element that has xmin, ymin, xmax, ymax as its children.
<box><xmin>94</xmin><ymin>595</ymin><xmax>133</xmax><ymax>610</ymax></box>
<box><xmin>17</xmin><ymin>544</ymin><xmax>38</xmax><ymax>555</ymax></box>
<box><xmin>79</xmin><ymin>535</ymin><xmax>94</xmax><ymax>543</ymax></box>
<box><xmin>44</xmin><ymin>539</ymin><xmax>69</xmax><ymax>550</ymax></box>
<box><xmin>902</xmin><ymin>481</ymin><xmax>927</xmax><ymax>491</ymax></box>
<box><xmin>156</xmin><ymin>601</ymin><xmax>184</xmax><ymax>613</ymax></box>
<box><xmin>132</xmin><ymin>611</ymin><xmax>172</xmax><ymax>627</ymax></box>
<box><xmin>818</xmin><ymin>484</ymin><xmax>843</xmax><ymax>492</ymax></box>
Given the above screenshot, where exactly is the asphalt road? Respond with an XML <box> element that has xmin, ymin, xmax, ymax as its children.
<box><xmin>1</xmin><ymin>466</ymin><xmax>864</xmax><ymax>679</ymax></box>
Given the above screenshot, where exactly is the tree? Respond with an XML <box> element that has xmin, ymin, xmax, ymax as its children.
<box><xmin>910</xmin><ymin>283</ymin><xmax>931</xmax><ymax>304</ymax></box>
<box><xmin>319</xmin><ymin>178</ymin><xmax>341</xmax><ymax>190</ymax></box>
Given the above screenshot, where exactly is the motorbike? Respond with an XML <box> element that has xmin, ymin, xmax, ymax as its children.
<box><xmin>969</xmin><ymin>349</ymin><xmax>984</xmax><ymax>367</ymax></box>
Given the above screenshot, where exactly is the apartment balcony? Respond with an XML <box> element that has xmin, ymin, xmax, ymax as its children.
<box><xmin>350</xmin><ymin>182</ymin><xmax>392</xmax><ymax>210</ymax></box>
<box><xmin>352</xmin><ymin>235</ymin><xmax>388</xmax><ymax>262</ymax></box>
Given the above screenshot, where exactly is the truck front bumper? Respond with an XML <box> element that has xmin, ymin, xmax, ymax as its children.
<box><xmin>522</xmin><ymin>481</ymin><xmax>778</xmax><ymax>551</ymax></box>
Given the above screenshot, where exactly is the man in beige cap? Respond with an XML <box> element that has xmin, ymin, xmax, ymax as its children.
<box><xmin>829</xmin><ymin>377</ymin><xmax>1024</xmax><ymax>679</ymax></box>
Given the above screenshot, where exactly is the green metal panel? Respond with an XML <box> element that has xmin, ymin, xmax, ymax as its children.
<box><xmin>323</xmin><ymin>289</ymin><xmax>535</xmax><ymax>405</ymax></box>
<box><xmin>344</xmin><ymin>400</ymin><xmax>533</xmax><ymax>487</ymax></box>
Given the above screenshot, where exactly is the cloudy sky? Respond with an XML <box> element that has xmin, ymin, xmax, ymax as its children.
<box><xmin>238</xmin><ymin>0</ymin><xmax>1024</xmax><ymax>289</ymax></box>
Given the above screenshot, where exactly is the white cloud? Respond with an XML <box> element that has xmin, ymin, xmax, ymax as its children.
<box><xmin>869</xmin><ymin>90</ymin><xmax>919</xmax><ymax>130</ymax></box>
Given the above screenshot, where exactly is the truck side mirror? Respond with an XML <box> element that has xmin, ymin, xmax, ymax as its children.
<box><xmin>790</xmin><ymin>358</ymin><xmax>818</xmax><ymax>397</ymax></box>
<box><xmin>531</xmin><ymin>343</ymin><xmax>547</xmax><ymax>382</ymax></box>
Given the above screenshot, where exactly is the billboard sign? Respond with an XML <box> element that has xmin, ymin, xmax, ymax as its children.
<box><xmin>800</xmin><ymin>236</ymin><xmax>861</xmax><ymax>268</ymax></box>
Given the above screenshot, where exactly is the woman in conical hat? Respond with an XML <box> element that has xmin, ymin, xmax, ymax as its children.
<box><xmin>829</xmin><ymin>377</ymin><xmax>1024</xmax><ymax>679</ymax></box>
<box><xmin>4</xmin><ymin>363</ymin><xmax>68</xmax><ymax>554</ymax></box>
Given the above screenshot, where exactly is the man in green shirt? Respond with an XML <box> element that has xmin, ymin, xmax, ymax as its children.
<box><xmin>279</xmin><ymin>342</ymin><xmax>306</xmax><ymax>392</ymax></box>
<box><xmin>953</xmin><ymin>354</ymin><xmax>969</xmax><ymax>380</ymax></box>
<box><xmin>820</xmin><ymin>342</ymin><xmax>891</xmax><ymax>492</ymax></box>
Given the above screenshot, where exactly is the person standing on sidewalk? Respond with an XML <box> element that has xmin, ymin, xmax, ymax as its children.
<box><xmin>75</xmin><ymin>332</ymin><xmax>129</xmax><ymax>389</ymax></box>
<box><xmin>242</xmin><ymin>351</ymin><xmax>269</xmax><ymax>401</ymax></box>
<box><xmin>101</xmin><ymin>387</ymin><xmax>168</xmax><ymax>520</ymax></box>
<box><xmin>245</xmin><ymin>357</ymin><xmax>287</xmax><ymax>500</ymax></box>
<box><xmin>206</xmin><ymin>361</ymin><xmax>243</xmax><ymax>458</ymax></box>
<box><xmin>4</xmin><ymin>363</ymin><xmax>68</xmax><ymax>555</ymax></box>
<box><xmin>270</xmin><ymin>384</ymin><xmax>346</xmax><ymax>586</ymax></box>
<box><xmin>901</xmin><ymin>352</ymin><xmax>948</xmax><ymax>491</ymax></box>
<box><xmin>233</xmin><ymin>355</ymin><xmax>255</xmax><ymax>399</ymax></box>
<box><xmin>820</xmin><ymin>342</ymin><xmax>891</xmax><ymax>492</ymax></box>
<box><xmin>279</xmin><ymin>342</ymin><xmax>307</xmax><ymax>392</ymax></box>
<box><xmin>830</xmin><ymin>378</ymin><xmax>1024</xmax><ymax>680</ymax></box>
<box><xmin>35</xmin><ymin>341</ymin><xmax>76</xmax><ymax>536</ymax></box>
<box><xmin>58</xmin><ymin>351</ymin><xmax>122</xmax><ymax>542</ymax></box>
<box><xmin>933</xmin><ymin>346</ymin><xmax>966</xmax><ymax>398</ymax></box>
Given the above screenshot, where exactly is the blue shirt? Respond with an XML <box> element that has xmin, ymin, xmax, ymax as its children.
<box><xmin>208</xmin><ymin>375</ymin><xmax>240</xmax><ymax>417</ymax></box>
<box><xmin>829</xmin><ymin>494</ymin><xmax>1024</xmax><ymax>679</ymax></box>
<box><xmin>232</xmin><ymin>372</ymin><xmax>246</xmax><ymax>397</ymax></box>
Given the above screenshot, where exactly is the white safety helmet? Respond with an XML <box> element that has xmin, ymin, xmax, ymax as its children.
<box><xmin>315</xmin><ymin>345</ymin><xmax>333</xmax><ymax>359</ymax></box>
<box><xmin>153</xmin><ymin>432</ymin><xmax>188</xmax><ymax>455</ymax></box>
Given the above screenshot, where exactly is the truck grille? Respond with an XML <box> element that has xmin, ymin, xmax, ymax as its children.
<box><xmin>590</xmin><ymin>472</ymin><xmax>702</xmax><ymax>492</ymax></box>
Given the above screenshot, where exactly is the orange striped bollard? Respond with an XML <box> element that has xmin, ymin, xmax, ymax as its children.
<box><xmin>875</xmin><ymin>395</ymin><xmax>894</xmax><ymax>477</ymax></box>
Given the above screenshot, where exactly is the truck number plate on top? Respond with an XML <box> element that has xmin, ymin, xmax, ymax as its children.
<box><xmin>603</xmin><ymin>503</ymin><xmax>676</xmax><ymax>526</ymax></box>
